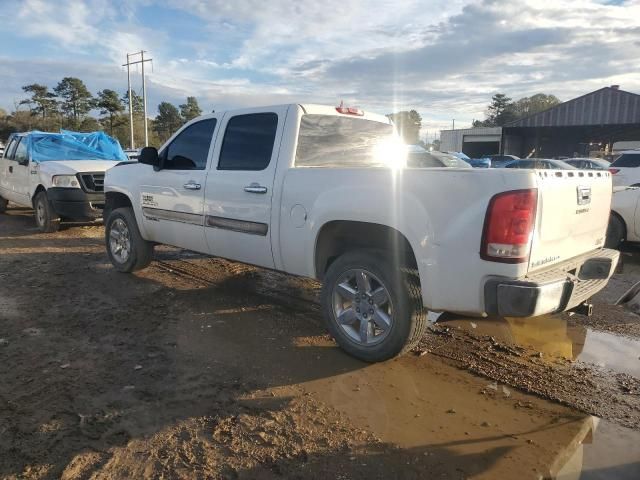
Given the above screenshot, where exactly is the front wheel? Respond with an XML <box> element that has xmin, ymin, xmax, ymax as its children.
<box><xmin>321</xmin><ymin>251</ymin><xmax>427</xmax><ymax>362</ymax></box>
<box><xmin>34</xmin><ymin>191</ymin><xmax>60</xmax><ymax>233</ymax></box>
<box><xmin>105</xmin><ymin>207</ymin><xmax>154</xmax><ymax>272</ymax></box>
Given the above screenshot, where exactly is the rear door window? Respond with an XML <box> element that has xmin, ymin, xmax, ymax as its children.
<box><xmin>612</xmin><ymin>153</ymin><xmax>640</xmax><ymax>168</ymax></box>
<box><xmin>218</xmin><ymin>113</ymin><xmax>278</xmax><ymax>171</ymax></box>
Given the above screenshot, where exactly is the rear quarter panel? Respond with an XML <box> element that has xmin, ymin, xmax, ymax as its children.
<box><xmin>278</xmin><ymin>167</ymin><xmax>537</xmax><ymax>314</ymax></box>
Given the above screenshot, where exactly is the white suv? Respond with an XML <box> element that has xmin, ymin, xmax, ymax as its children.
<box><xmin>610</xmin><ymin>150</ymin><xmax>640</xmax><ymax>187</ymax></box>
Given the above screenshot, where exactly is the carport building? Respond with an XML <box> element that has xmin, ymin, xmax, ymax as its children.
<box><xmin>502</xmin><ymin>86</ymin><xmax>640</xmax><ymax>158</ymax></box>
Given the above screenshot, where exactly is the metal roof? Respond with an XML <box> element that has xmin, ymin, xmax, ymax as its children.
<box><xmin>506</xmin><ymin>87</ymin><xmax>640</xmax><ymax>128</ymax></box>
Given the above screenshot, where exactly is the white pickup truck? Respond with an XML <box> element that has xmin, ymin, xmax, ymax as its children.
<box><xmin>103</xmin><ymin>104</ymin><xmax>619</xmax><ymax>361</ymax></box>
<box><xmin>0</xmin><ymin>131</ymin><xmax>126</xmax><ymax>232</ymax></box>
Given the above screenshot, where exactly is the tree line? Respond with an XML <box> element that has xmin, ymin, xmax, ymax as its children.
<box><xmin>0</xmin><ymin>77</ymin><xmax>204</xmax><ymax>148</ymax></box>
<box><xmin>472</xmin><ymin>93</ymin><xmax>561</xmax><ymax>127</ymax></box>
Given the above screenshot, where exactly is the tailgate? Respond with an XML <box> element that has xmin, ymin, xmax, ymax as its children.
<box><xmin>528</xmin><ymin>170</ymin><xmax>612</xmax><ymax>273</ymax></box>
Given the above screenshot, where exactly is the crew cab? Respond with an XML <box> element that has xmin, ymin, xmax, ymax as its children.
<box><xmin>103</xmin><ymin>104</ymin><xmax>619</xmax><ymax>362</ymax></box>
<box><xmin>0</xmin><ymin>131</ymin><xmax>127</xmax><ymax>232</ymax></box>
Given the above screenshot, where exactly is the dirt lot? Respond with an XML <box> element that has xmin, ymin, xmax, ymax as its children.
<box><xmin>1</xmin><ymin>208</ymin><xmax>639</xmax><ymax>479</ymax></box>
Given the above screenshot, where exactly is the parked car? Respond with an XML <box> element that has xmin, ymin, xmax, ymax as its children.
<box><xmin>443</xmin><ymin>151</ymin><xmax>489</xmax><ymax>168</ymax></box>
<box><xmin>483</xmin><ymin>154</ymin><xmax>520</xmax><ymax>167</ymax></box>
<box><xmin>443</xmin><ymin>151</ymin><xmax>471</xmax><ymax>162</ymax></box>
<box><xmin>408</xmin><ymin>148</ymin><xmax>471</xmax><ymax>168</ymax></box>
<box><xmin>103</xmin><ymin>103</ymin><xmax>618</xmax><ymax>362</ymax></box>
<box><xmin>503</xmin><ymin>158</ymin><xmax>576</xmax><ymax>169</ymax></box>
<box><xmin>467</xmin><ymin>157</ymin><xmax>491</xmax><ymax>168</ymax></box>
<box><xmin>564</xmin><ymin>158</ymin><xmax>610</xmax><ymax>170</ymax></box>
<box><xmin>0</xmin><ymin>130</ymin><xmax>127</xmax><ymax>232</ymax></box>
<box><xmin>123</xmin><ymin>148</ymin><xmax>141</xmax><ymax>161</ymax></box>
<box><xmin>608</xmin><ymin>150</ymin><xmax>640</xmax><ymax>186</ymax></box>
<box><xmin>606</xmin><ymin>186</ymin><xmax>640</xmax><ymax>248</ymax></box>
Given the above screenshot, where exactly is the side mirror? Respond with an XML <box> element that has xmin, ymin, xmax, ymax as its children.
<box><xmin>139</xmin><ymin>147</ymin><xmax>160</xmax><ymax>168</ymax></box>
<box><xmin>18</xmin><ymin>158</ymin><xmax>29</xmax><ymax>167</ymax></box>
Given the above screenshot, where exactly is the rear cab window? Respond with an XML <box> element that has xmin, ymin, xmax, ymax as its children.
<box><xmin>295</xmin><ymin>115</ymin><xmax>400</xmax><ymax>168</ymax></box>
<box><xmin>612</xmin><ymin>153</ymin><xmax>640</xmax><ymax>168</ymax></box>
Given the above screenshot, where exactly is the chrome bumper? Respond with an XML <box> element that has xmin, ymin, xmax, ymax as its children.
<box><xmin>484</xmin><ymin>248</ymin><xmax>620</xmax><ymax>317</ymax></box>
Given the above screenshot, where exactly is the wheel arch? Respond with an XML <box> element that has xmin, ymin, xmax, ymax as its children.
<box><xmin>31</xmin><ymin>185</ymin><xmax>46</xmax><ymax>207</ymax></box>
<box><xmin>104</xmin><ymin>191</ymin><xmax>133</xmax><ymax>221</ymax></box>
<box><xmin>314</xmin><ymin>220</ymin><xmax>418</xmax><ymax>281</ymax></box>
<box><xmin>610</xmin><ymin>210</ymin><xmax>628</xmax><ymax>241</ymax></box>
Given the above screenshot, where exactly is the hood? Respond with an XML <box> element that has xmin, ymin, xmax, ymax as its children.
<box><xmin>37</xmin><ymin>160</ymin><xmax>121</xmax><ymax>175</ymax></box>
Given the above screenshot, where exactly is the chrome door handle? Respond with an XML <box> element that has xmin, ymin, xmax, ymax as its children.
<box><xmin>183</xmin><ymin>182</ymin><xmax>201</xmax><ymax>190</ymax></box>
<box><xmin>8</xmin><ymin>166</ymin><xmax>13</xmax><ymax>173</ymax></box>
<box><xmin>244</xmin><ymin>183</ymin><xmax>267</xmax><ymax>194</ymax></box>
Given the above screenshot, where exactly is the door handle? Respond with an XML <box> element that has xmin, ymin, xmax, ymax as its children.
<box><xmin>183</xmin><ymin>182</ymin><xmax>201</xmax><ymax>190</ymax></box>
<box><xmin>244</xmin><ymin>183</ymin><xmax>267</xmax><ymax>194</ymax></box>
<box><xmin>8</xmin><ymin>166</ymin><xmax>13</xmax><ymax>173</ymax></box>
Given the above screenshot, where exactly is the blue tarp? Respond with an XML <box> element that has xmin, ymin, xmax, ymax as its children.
<box><xmin>27</xmin><ymin>130</ymin><xmax>127</xmax><ymax>162</ymax></box>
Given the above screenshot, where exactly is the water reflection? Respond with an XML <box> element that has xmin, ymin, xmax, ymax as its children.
<box><xmin>438</xmin><ymin>314</ymin><xmax>640</xmax><ymax>377</ymax></box>
<box><xmin>303</xmin><ymin>354</ymin><xmax>640</xmax><ymax>479</ymax></box>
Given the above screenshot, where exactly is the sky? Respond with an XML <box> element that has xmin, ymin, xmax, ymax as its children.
<box><xmin>0</xmin><ymin>0</ymin><xmax>639</xmax><ymax>138</ymax></box>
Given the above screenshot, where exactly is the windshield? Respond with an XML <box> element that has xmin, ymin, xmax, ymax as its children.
<box><xmin>611</xmin><ymin>153</ymin><xmax>640</xmax><ymax>168</ymax></box>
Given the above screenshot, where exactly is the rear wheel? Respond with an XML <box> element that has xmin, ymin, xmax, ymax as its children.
<box><xmin>0</xmin><ymin>195</ymin><xmax>8</xmax><ymax>213</ymax></box>
<box><xmin>321</xmin><ymin>250</ymin><xmax>427</xmax><ymax>362</ymax></box>
<box><xmin>105</xmin><ymin>207</ymin><xmax>154</xmax><ymax>272</ymax></box>
<box><xmin>605</xmin><ymin>214</ymin><xmax>625</xmax><ymax>249</ymax></box>
<box><xmin>34</xmin><ymin>191</ymin><xmax>60</xmax><ymax>233</ymax></box>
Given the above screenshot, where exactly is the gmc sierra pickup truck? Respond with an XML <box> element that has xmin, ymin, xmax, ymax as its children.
<box><xmin>103</xmin><ymin>103</ymin><xmax>619</xmax><ymax>362</ymax></box>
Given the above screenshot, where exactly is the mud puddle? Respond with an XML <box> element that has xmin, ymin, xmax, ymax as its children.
<box><xmin>298</xmin><ymin>340</ymin><xmax>640</xmax><ymax>479</ymax></box>
<box><xmin>557</xmin><ymin>418</ymin><xmax>640</xmax><ymax>479</ymax></box>
<box><xmin>438</xmin><ymin>315</ymin><xmax>640</xmax><ymax>378</ymax></box>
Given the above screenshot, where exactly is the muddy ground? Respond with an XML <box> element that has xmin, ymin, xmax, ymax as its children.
<box><xmin>1</xmin><ymin>207</ymin><xmax>639</xmax><ymax>479</ymax></box>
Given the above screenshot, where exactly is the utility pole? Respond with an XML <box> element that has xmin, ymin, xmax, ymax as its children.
<box><xmin>122</xmin><ymin>51</ymin><xmax>153</xmax><ymax>148</ymax></box>
<box><xmin>452</xmin><ymin>119</ymin><xmax>455</xmax><ymax>130</ymax></box>
<box><xmin>125</xmin><ymin>53</ymin><xmax>135</xmax><ymax>149</ymax></box>
<box><xmin>141</xmin><ymin>51</ymin><xmax>149</xmax><ymax>147</ymax></box>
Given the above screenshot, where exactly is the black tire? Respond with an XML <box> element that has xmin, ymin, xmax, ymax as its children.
<box><xmin>605</xmin><ymin>214</ymin><xmax>625</xmax><ymax>249</ymax></box>
<box><xmin>321</xmin><ymin>250</ymin><xmax>427</xmax><ymax>362</ymax></box>
<box><xmin>34</xmin><ymin>191</ymin><xmax>60</xmax><ymax>233</ymax></box>
<box><xmin>0</xmin><ymin>195</ymin><xmax>8</xmax><ymax>213</ymax></box>
<box><xmin>105</xmin><ymin>207</ymin><xmax>154</xmax><ymax>272</ymax></box>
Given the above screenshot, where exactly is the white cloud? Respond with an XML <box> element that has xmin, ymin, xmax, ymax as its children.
<box><xmin>2</xmin><ymin>0</ymin><xmax>639</xmax><ymax>134</ymax></box>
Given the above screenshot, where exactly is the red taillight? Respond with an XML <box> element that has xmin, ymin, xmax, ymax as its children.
<box><xmin>609</xmin><ymin>168</ymin><xmax>620</xmax><ymax>174</ymax></box>
<box><xmin>481</xmin><ymin>189</ymin><xmax>538</xmax><ymax>263</ymax></box>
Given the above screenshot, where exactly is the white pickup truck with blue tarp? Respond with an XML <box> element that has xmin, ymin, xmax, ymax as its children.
<box><xmin>0</xmin><ymin>130</ymin><xmax>127</xmax><ymax>232</ymax></box>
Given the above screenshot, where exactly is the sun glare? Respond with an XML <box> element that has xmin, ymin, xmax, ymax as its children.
<box><xmin>373</xmin><ymin>137</ymin><xmax>408</xmax><ymax>170</ymax></box>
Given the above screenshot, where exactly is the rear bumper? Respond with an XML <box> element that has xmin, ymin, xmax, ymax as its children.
<box><xmin>484</xmin><ymin>248</ymin><xmax>619</xmax><ymax>317</ymax></box>
<box><xmin>47</xmin><ymin>188</ymin><xmax>105</xmax><ymax>220</ymax></box>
